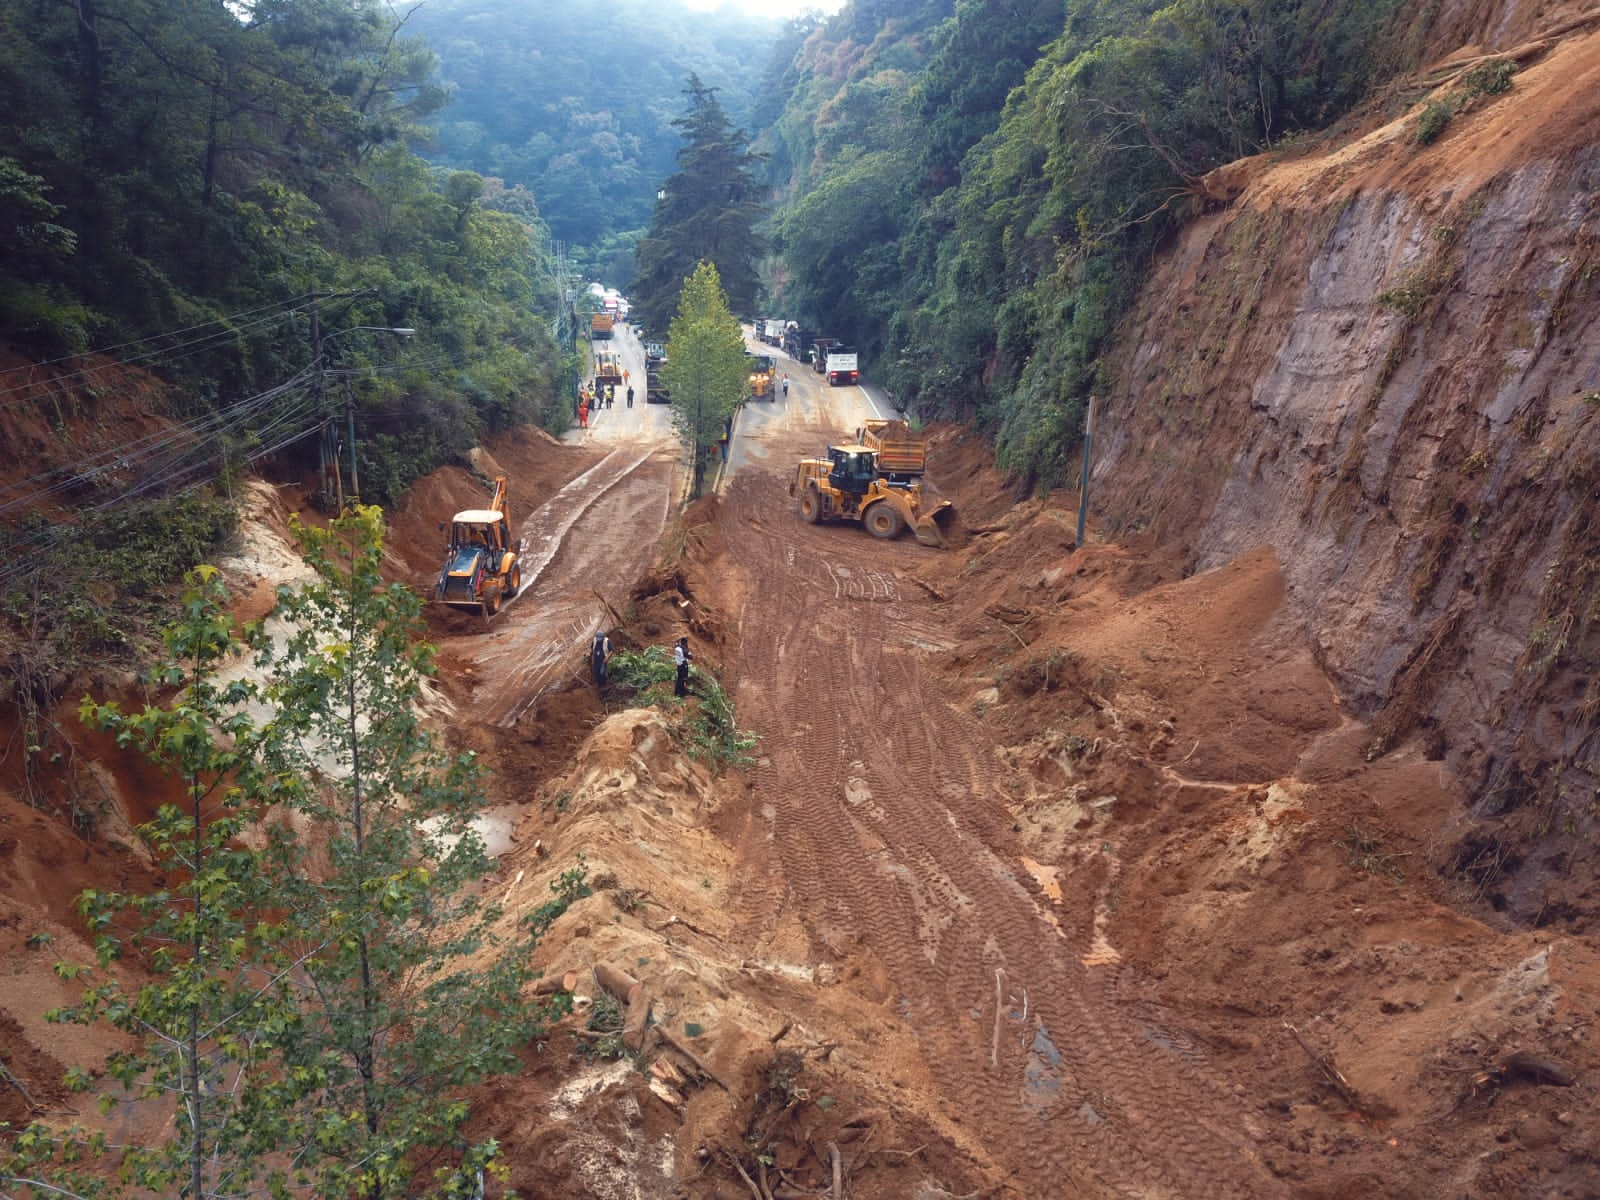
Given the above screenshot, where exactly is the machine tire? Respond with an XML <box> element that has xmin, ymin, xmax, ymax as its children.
<box><xmin>800</xmin><ymin>484</ymin><xmax>823</xmax><ymax>524</ymax></box>
<box><xmin>865</xmin><ymin>502</ymin><xmax>904</xmax><ymax>540</ymax></box>
<box><xmin>483</xmin><ymin>588</ymin><xmax>499</xmax><ymax>617</ymax></box>
<box><xmin>505</xmin><ymin>565</ymin><xmax>522</xmax><ymax>599</ymax></box>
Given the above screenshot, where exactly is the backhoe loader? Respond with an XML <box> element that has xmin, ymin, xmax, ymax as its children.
<box><xmin>789</xmin><ymin>444</ymin><xmax>951</xmax><ymax>547</ymax></box>
<box><xmin>434</xmin><ymin>474</ymin><xmax>523</xmax><ymax>616</ymax></box>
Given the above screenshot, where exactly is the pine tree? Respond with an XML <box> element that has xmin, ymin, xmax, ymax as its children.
<box><xmin>632</xmin><ymin>74</ymin><xmax>767</xmax><ymax>332</ymax></box>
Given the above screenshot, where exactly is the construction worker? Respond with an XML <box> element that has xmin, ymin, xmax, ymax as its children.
<box><xmin>673</xmin><ymin>636</ymin><xmax>693</xmax><ymax>697</ymax></box>
<box><xmin>626</xmin><ymin>385</ymin><xmax>635</xmax><ymax>408</ymax></box>
<box><xmin>781</xmin><ymin>373</ymin><xmax>790</xmax><ymax>397</ymax></box>
<box><xmin>591</xmin><ymin>629</ymin><xmax>613</xmax><ymax>688</ymax></box>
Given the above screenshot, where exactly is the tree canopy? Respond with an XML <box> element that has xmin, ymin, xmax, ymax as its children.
<box><xmin>632</xmin><ymin>76</ymin><xmax>768</xmax><ymax>334</ymax></box>
<box><xmin>410</xmin><ymin>0</ymin><xmax>776</xmax><ymax>273</ymax></box>
<box><xmin>756</xmin><ymin>0</ymin><xmax>1419</xmax><ymax>487</ymax></box>
<box><xmin>661</xmin><ymin>261</ymin><xmax>749</xmax><ymax>498</ymax></box>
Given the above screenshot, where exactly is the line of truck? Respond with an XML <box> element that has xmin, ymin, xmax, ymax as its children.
<box><xmin>757</xmin><ymin>320</ymin><xmax>858</xmax><ymax>386</ymax></box>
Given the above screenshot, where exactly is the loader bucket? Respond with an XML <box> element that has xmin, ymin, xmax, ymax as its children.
<box><xmin>914</xmin><ymin>499</ymin><xmax>953</xmax><ymax>548</ymax></box>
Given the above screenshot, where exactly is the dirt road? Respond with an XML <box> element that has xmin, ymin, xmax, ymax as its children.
<box><xmin>428</xmin><ymin>350</ymin><xmax>1279</xmax><ymax>1194</ymax></box>
<box><xmin>709</xmin><ymin>391</ymin><xmax>1277</xmax><ymax>1195</ymax></box>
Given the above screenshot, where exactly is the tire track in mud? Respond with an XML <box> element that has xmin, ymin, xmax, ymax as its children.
<box><xmin>721</xmin><ymin>455</ymin><xmax>1273</xmax><ymax>1198</ymax></box>
<box><xmin>461</xmin><ymin>448</ymin><xmax>671</xmax><ymax>727</ymax></box>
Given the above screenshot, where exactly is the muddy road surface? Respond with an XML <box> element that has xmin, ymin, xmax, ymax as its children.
<box><xmin>713</xmin><ymin>418</ymin><xmax>1275</xmax><ymax>1197</ymax></box>
<box><xmin>416</xmin><ymin>337</ymin><xmax>1274</xmax><ymax>1194</ymax></box>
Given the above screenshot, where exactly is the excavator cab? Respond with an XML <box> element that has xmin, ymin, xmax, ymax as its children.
<box><xmin>827</xmin><ymin>446</ymin><xmax>878</xmax><ymax>496</ymax></box>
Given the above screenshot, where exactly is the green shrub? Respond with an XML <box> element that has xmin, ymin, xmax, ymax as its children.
<box><xmin>1462</xmin><ymin>59</ymin><xmax>1515</xmax><ymax>97</ymax></box>
<box><xmin>1415</xmin><ymin>99</ymin><xmax>1456</xmax><ymax>145</ymax></box>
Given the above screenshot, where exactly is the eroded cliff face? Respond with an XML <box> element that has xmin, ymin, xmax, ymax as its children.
<box><xmin>1096</xmin><ymin>23</ymin><xmax>1600</xmax><ymax>922</ymax></box>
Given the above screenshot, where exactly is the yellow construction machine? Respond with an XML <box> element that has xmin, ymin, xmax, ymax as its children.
<box><xmin>434</xmin><ymin>474</ymin><xmax>524</xmax><ymax>615</ymax></box>
<box><xmin>789</xmin><ymin>444</ymin><xmax>951</xmax><ymax>547</ymax></box>
<box><xmin>747</xmin><ymin>353</ymin><xmax>775</xmax><ymax>400</ymax></box>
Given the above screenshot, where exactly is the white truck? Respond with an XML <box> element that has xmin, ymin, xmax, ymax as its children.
<box><xmin>825</xmin><ymin>345</ymin><xmax>859</xmax><ymax>387</ymax></box>
<box><xmin>762</xmin><ymin>318</ymin><xmax>786</xmax><ymax>346</ymax></box>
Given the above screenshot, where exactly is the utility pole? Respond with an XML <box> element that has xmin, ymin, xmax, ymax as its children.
<box><xmin>307</xmin><ymin>304</ymin><xmax>414</xmax><ymax>509</ymax></box>
<box><xmin>345</xmin><ymin>380</ymin><xmax>360</xmax><ymax>505</ymax></box>
<box><xmin>1076</xmin><ymin>394</ymin><xmax>1096</xmax><ymax>549</ymax></box>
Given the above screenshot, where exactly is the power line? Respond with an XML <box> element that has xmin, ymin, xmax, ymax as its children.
<box><xmin>0</xmin><ymin>293</ymin><xmax>322</xmax><ymax>381</ymax></box>
<box><xmin>0</xmin><ymin>304</ymin><xmax>317</xmax><ymax>411</ymax></box>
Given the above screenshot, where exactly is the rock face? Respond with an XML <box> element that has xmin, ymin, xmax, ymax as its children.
<box><xmin>1094</xmin><ymin>25</ymin><xmax>1600</xmax><ymax>921</ymax></box>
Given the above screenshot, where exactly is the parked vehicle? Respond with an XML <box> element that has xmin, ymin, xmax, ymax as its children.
<box><xmin>782</xmin><ymin>327</ymin><xmax>815</xmax><ymax>360</ymax></box>
<box><xmin>825</xmin><ymin>345</ymin><xmax>859</xmax><ymax>387</ymax></box>
<box><xmin>809</xmin><ymin>336</ymin><xmax>838</xmax><ymax>374</ymax></box>
<box><xmin>646</xmin><ymin>361</ymin><xmax>670</xmax><ymax>403</ymax></box>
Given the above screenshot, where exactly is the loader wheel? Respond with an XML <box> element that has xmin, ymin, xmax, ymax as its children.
<box><xmin>800</xmin><ymin>484</ymin><xmax>823</xmax><ymax>524</ymax></box>
<box><xmin>865</xmin><ymin>503</ymin><xmax>904</xmax><ymax>540</ymax></box>
<box><xmin>483</xmin><ymin>588</ymin><xmax>499</xmax><ymax>617</ymax></box>
<box><xmin>505</xmin><ymin>566</ymin><xmax>522</xmax><ymax>599</ymax></box>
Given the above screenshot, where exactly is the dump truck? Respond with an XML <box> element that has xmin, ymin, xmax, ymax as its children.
<box><xmin>825</xmin><ymin>345</ymin><xmax>859</xmax><ymax>387</ymax></box>
<box><xmin>591</xmin><ymin>312</ymin><xmax>614</xmax><ymax>340</ymax></box>
<box><xmin>856</xmin><ymin>418</ymin><xmax>926</xmax><ymax>481</ymax></box>
<box><xmin>434</xmin><ymin>475</ymin><xmax>523</xmax><ymax>616</ymax></box>
<box><xmin>809</xmin><ymin>337</ymin><xmax>837</xmax><ymax>374</ymax></box>
<box><xmin>646</xmin><ymin>363</ymin><xmax>670</xmax><ymax>404</ymax></box>
<box><xmin>782</xmin><ymin>327</ymin><xmax>815</xmax><ymax>360</ymax></box>
<box><xmin>789</xmin><ymin>444</ymin><xmax>951</xmax><ymax>547</ymax></box>
<box><xmin>747</xmin><ymin>353</ymin><xmax>775</xmax><ymax>399</ymax></box>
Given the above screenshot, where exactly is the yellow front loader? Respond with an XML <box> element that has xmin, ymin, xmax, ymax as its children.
<box><xmin>789</xmin><ymin>444</ymin><xmax>951</xmax><ymax>547</ymax></box>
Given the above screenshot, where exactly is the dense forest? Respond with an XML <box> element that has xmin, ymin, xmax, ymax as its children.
<box><xmin>0</xmin><ymin>0</ymin><xmax>574</xmax><ymax>502</ymax></box>
<box><xmin>0</xmin><ymin>0</ymin><xmax>1445</xmax><ymax>677</ymax></box>
<box><xmin>409</xmin><ymin>0</ymin><xmax>1432</xmax><ymax>484</ymax></box>
<box><xmin>750</xmin><ymin>0</ymin><xmax>1426</xmax><ymax>485</ymax></box>
<box><xmin>410</xmin><ymin>0</ymin><xmax>778</xmax><ymax>281</ymax></box>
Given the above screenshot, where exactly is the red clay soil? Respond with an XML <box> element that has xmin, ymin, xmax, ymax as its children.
<box><xmin>8</xmin><ymin>28</ymin><xmax>1600</xmax><ymax>1195</ymax></box>
<box><xmin>4</xmin><ymin>366</ymin><xmax>1599</xmax><ymax>1200</ymax></box>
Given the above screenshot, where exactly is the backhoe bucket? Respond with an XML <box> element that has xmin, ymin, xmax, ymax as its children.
<box><xmin>914</xmin><ymin>499</ymin><xmax>953</xmax><ymax>548</ymax></box>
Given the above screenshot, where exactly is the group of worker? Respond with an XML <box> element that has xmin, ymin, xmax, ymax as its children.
<box><xmin>591</xmin><ymin>630</ymin><xmax>692</xmax><ymax>698</ymax></box>
<box><xmin>576</xmin><ymin>376</ymin><xmax>636</xmax><ymax>429</ymax></box>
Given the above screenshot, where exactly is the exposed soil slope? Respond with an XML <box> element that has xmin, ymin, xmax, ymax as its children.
<box><xmin>6</xmin><ymin>18</ymin><xmax>1600</xmax><ymax>1200</ymax></box>
<box><xmin>1097</xmin><ymin>21</ymin><xmax>1600</xmax><ymax>925</ymax></box>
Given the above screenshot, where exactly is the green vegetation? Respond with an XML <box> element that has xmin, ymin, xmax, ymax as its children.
<box><xmin>632</xmin><ymin>76</ymin><xmax>769</xmax><ymax>333</ymax></box>
<box><xmin>608</xmin><ymin>643</ymin><xmax>757</xmax><ymax>770</ymax></box>
<box><xmin>411</xmin><ymin>0</ymin><xmax>774</xmax><ymax>267</ymax></box>
<box><xmin>759</xmin><ymin>0</ymin><xmax>1421</xmax><ymax>487</ymax></box>
<box><xmin>661</xmin><ymin>263</ymin><xmax>752</xmax><ymax>496</ymax></box>
<box><xmin>3</xmin><ymin>513</ymin><xmax>586</xmax><ymax>1199</ymax></box>
<box><xmin>0</xmin><ymin>0</ymin><xmax>570</xmax><ymax>507</ymax></box>
<box><xmin>1415</xmin><ymin>99</ymin><xmax>1457</xmax><ymax>145</ymax></box>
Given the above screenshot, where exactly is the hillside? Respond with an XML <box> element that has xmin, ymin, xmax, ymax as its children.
<box><xmin>4</xmin><ymin>2</ymin><xmax>1600</xmax><ymax>1199</ymax></box>
<box><xmin>1097</xmin><ymin>16</ymin><xmax>1600</xmax><ymax>927</ymax></box>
